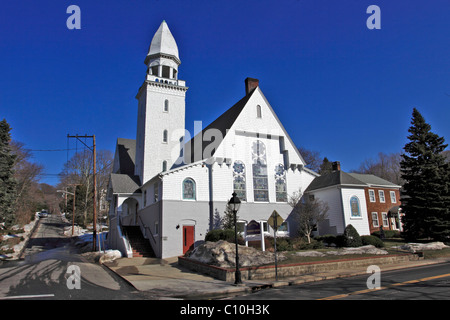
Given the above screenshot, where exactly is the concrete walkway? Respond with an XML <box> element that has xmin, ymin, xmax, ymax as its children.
<box><xmin>102</xmin><ymin>255</ymin><xmax>450</xmax><ymax>299</ymax></box>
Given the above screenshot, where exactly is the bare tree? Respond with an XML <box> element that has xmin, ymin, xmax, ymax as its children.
<box><xmin>59</xmin><ymin>150</ymin><xmax>113</xmax><ymax>226</ymax></box>
<box><xmin>353</xmin><ymin>152</ymin><xmax>403</xmax><ymax>185</ymax></box>
<box><xmin>289</xmin><ymin>189</ymin><xmax>329</xmax><ymax>243</ymax></box>
<box><xmin>297</xmin><ymin>146</ymin><xmax>322</xmax><ymax>172</ymax></box>
<box><xmin>11</xmin><ymin>141</ymin><xmax>44</xmax><ymax>224</ymax></box>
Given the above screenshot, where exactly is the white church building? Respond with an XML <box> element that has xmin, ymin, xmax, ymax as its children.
<box><xmin>106</xmin><ymin>21</ymin><xmax>319</xmax><ymax>259</ymax></box>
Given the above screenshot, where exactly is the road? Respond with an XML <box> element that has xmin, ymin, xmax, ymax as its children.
<box><xmin>0</xmin><ymin>214</ymin><xmax>148</xmax><ymax>300</ymax></box>
<box><xmin>230</xmin><ymin>261</ymin><xmax>450</xmax><ymax>300</ymax></box>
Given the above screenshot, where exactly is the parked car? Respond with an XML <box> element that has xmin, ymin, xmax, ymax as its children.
<box><xmin>38</xmin><ymin>211</ymin><xmax>49</xmax><ymax>218</ymax></box>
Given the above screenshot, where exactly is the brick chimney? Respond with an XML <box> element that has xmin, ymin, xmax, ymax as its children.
<box><xmin>332</xmin><ymin>161</ymin><xmax>341</xmax><ymax>171</ymax></box>
<box><xmin>245</xmin><ymin>78</ymin><xmax>259</xmax><ymax>95</ymax></box>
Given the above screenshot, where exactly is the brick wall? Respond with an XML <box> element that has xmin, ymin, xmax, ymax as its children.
<box><xmin>364</xmin><ymin>187</ymin><xmax>401</xmax><ymax>234</ymax></box>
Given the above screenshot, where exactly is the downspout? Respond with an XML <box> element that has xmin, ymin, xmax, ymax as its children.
<box><xmin>207</xmin><ymin>161</ymin><xmax>214</xmax><ymax>231</ymax></box>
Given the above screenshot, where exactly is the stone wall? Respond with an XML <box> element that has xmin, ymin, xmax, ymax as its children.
<box><xmin>178</xmin><ymin>253</ymin><xmax>419</xmax><ymax>282</ymax></box>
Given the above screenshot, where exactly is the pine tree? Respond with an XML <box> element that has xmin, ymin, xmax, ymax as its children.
<box><xmin>0</xmin><ymin>119</ymin><xmax>17</xmax><ymax>227</ymax></box>
<box><xmin>400</xmin><ymin>108</ymin><xmax>450</xmax><ymax>241</ymax></box>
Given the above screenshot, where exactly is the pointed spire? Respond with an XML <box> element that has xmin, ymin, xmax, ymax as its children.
<box><xmin>147</xmin><ymin>20</ymin><xmax>180</xmax><ymax>64</ymax></box>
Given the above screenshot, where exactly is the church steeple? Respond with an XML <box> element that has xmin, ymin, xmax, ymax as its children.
<box><xmin>145</xmin><ymin>21</ymin><xmax>181</xmax><ymax>82</ymax></box>
<box><xmin>135</xmin><ymin>21</ymin><xmax>187</xmax><ymax>185</ymax></box>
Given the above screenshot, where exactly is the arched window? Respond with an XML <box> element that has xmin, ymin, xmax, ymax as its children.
<box><xmin>275</xmin><ymin>164</ymin><xmax>287</xmax><ymax>202</ymax></box>
<box><xmin>256</xmin><ymin>105</ymin><xmax>262</xmax><ymax>118</ymax></box>
<box><xmin>252</xmin><ymin>140</ymin><xmax>268</xmax><ymax>201</ymax></box>
<box><xmin>163</xmin><ymin>130</ymin><xmax>168</xmax><ymax>143</ymax></box>
<box><xmin>183</xmin><ymin>178</ymin><xmax>196</xmax><ymax>200</ymax></box>
<box><xmin>233</xmin><ymin>161</ymin><xmax>246</xmax><ymax>201</ymax></box>
<box><xmin>350</xmin><ymin>196</ymin><xmax>361</xmax><ymax>217</ymax></box>
<box><xmin>162</xmin><ymin>160</ymin><xmax>167</xmax><ymax>172</ymax></box>
<box><xmin>164</xmin><ymin>99</ymin><xmax>169</xmax><ymax>112</ymax></box>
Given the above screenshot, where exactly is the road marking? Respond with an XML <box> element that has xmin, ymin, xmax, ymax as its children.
<box><xmin>0</xmin><ymin>294</ymin><xmax>55</xmax><ymax>300</ymax></box>
<box><xmin>318</xmin><ymin>273</ymin><xmax>450</xmax><ymax>300</ymax></box>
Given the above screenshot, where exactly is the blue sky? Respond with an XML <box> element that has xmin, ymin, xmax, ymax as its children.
<box><xmin>1</xmin><ymin>0</ymin><xmax>449</xmax><ymax>185</ymax></box>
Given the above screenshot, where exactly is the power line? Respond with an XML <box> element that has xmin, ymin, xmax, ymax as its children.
<box><xmin>25</xmin><ymin>148</ymin><xmax>79</xmax><ymax>152</ymax></box>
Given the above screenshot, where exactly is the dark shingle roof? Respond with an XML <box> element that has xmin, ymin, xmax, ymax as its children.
<box><xmin>115</xmin><ymin>138</ymin><xmax>136</xmax><ymax>175</ymax></box>
<box><xmin>305</xmin><ymin>171</ymin><xmax>401</xmax><ymax>192</ymax></box>
<box><xmin>305</xmin><ymin>171</ymin><xmax>366</xmax><ymax>192</ymax></box>
<box><xmin>110</xmin><ymin>173</ymin><xmax>141</xmax><ymax>194</ymax></box>
<box><xmin>347</xmin><ymin>173</ymin><xmax>399</xmax><ymax>187</ymax></box>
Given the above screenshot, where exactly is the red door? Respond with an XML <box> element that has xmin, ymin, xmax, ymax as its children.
<box><xmin>182</xmin><ymin>225</ymin><xmax>195</xmax><ymax>254</ymax></box>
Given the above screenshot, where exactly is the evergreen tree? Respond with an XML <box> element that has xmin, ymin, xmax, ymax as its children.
<box><xmin>319</xmin><ymin>157</ymin><xmax>333</xmax><ymax>174</ymax></box>
<box><xmin>400</xmin><ymin>108</ymin><xmax>450</xmax><ymax>241</ymax></box>
<box><xmin>0</xmin><ymin>119</ymin><xmax>17</xmax><ymax>227</ymax></box>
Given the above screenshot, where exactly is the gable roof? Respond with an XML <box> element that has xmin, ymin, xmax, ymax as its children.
<box><xmin>113</xmin><ymin>138</ymin><xmax>136</xmax><ymax>175</ymax></box>
<box><xmin>109</xmin><ymin>138</ymin><xmax>141</xmax><ymax>194</ymax></box>
<box><xmin>109</xmin><ymin>173</ymin><xmax>141</xmax><ymax>194</ymax></box>
<box><xmin>305</xmin><ymin>170</ymin><xmax>366</xmax><ymax>192</ymax></box>
<box><xmin>182</xmin><ymin>88</ymin><xmax>257</xmax><ymax>164</ymax></box>
<box><xmin>305</xmin><ymin>171</ymin><xmax>401</xmax><ymax>192</ymax></box>
<box><xmin>347</xmin><ymin>173</ymin><xmax>400</xmax><ymax>188</ymax></box>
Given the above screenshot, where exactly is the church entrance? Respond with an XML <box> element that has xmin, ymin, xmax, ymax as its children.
<box><xmin>182</xmin><ymin>225</ymin><xmax>195</xmax><ymax>254</ymax></box>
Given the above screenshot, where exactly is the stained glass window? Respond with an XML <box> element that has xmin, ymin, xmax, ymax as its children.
<box><xmin>252</xmin><ymin>140</ymin><xmax>269</xmax><ymax>201</ymax></box>
<box><xmin>183</xmin><ymin>178</ymin><xmax>196</xmax><ymax>200</ymax></box>
<box><xmin>350</xmin><ymin>196</ymin><xmax>361</xmax><ymax>217</ymax></box>
<box><xmin>275</xmin><ymin>164</ymin><xmax>287</xmax><ymax>202</ymax></box>
<box><xmin>233</xmin><ymin>161</ymin><xmax>246</xmax><ymax>201</ymax></box>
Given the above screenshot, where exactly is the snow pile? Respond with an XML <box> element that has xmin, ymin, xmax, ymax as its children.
<box><xmin>63</xmin><ymin>225</ymin><xmax>87</xmax><ymax>237</ymax></box>
<box><xmin>187</xmin><ymin>240</ymin><xmax>286</xmax><ymax>268</ymax></box>
<box><xmin>0</xmin><ymin>219</ymin><xmax>38</xmax><ymax>260</ymax></box>
<box><xmin>99</xmin><ymin>250</ymin><xmax>122</xmax><ymax>264</ymax></box>
<box><xmin>398</xmin><ymin>242</ymin><xmax>449</xmax><ymax>253</ymax></box>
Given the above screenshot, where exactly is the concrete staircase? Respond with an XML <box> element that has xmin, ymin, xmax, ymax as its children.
<box><xmin>122</xmin><ymin>226</ymin><xmax>155</xmax><ymax>258</ymax></box>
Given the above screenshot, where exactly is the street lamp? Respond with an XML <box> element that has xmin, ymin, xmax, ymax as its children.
<box><xmin>228</xmin><ymin>192</ymin><xmax>242</xmax><ymax>285</ymax></box>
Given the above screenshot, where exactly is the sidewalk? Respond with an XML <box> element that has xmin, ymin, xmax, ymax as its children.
<box><xmin>102</xmin><ymin>255</ymin><xmax>450</xmax><ymax>299</ymax></box>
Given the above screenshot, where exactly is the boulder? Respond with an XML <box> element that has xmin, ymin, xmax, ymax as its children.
<box><xmin>187</xmin><ymin>240</ymin><xmax>286</xmax><ymax>268</ymax></box>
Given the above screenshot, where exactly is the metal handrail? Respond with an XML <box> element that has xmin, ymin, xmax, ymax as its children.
<box><xmin>138</xmin><ymin>214</ymin><xmax>156</xmax><ymax>245</ymax></box>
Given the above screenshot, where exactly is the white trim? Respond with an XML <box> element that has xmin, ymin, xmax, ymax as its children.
<box><xmin>378</xmin><ymin>190</ymin><xmax>385</xmax><ymax>203</ymax></box>
<box><xmin>368</xmin><ymin>189</ymin><xmax>376</xmax><ymax>202</ymax></box>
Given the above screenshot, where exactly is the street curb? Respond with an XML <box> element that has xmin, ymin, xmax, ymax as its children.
<box><xmin>170</xmin><ymin>257</ymin><xmax>450</xmax><ymax>299</ymax></box>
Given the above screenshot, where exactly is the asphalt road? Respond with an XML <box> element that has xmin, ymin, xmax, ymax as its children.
<box><xmin>0</xmin><ymin>214</ymin><xmax>149</xmax><ymax>300</ymax></box>
<box><xmin>230</xmin><ymin>261</ymin><xmax>450</xmax><ymax>300</ymax></box>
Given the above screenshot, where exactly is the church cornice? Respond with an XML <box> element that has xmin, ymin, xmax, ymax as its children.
<box><xmin>145</xmin><ymin>53</ymin><xmax>181</xmax><ymax>66</ymax></box>
<box><xmin>135</xmin><ymin>79</ymin><xmax>188</xmax><ymax>99</ymax></box>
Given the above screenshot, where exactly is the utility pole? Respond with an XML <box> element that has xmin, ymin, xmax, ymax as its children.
<box><xmin>67</xmin><ymin>134</ymin><xmax>98</xmax><ymax>251</ymax></box>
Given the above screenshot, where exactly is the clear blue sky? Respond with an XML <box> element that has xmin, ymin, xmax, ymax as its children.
<box><xmin>1</xmin><ymin>0</ymin><xmax>449</xmax><ymax>185</ymax></box>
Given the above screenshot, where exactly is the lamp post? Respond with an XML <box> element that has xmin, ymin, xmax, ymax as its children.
<box><xmin>228</xmin><ymin>192</ymin><xmax>242</xmax><ymax>285</ymax></box>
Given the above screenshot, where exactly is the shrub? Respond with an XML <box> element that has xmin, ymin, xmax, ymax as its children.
<box><xmin>371</xmin><ymin>230</ymin><xmax>401</xmax><ymax>239</ymax></box>
<box><xmin>343</xmin><ymin>224</ymin><xmax>362</xmax><ymax>247</ymax></box>
<box><xmin>266</xmin><ymin>236</ymin><xmax>293</xmax><ymax>252</ymax></box>
<box><xmin>361</xmin><ymin>235</ymin><xmax>385</xmax><ymax>248</ymax></box>
<box><xmin>315</xmin><ymin>234</ymin><xmax>337</xmax><ymax>246</ymax></box>
<box><xmin>205</xmin><ymin>229</ymin><xmax>244</xmax><ymax>244</ymax></box>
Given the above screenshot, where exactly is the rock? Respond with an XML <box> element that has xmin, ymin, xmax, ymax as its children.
<box><xmin>187</xmin><ymin>240</ymin><xmax>286</xmax><ymax>268</ymax></box>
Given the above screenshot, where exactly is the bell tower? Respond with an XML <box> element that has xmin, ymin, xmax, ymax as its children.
<box><xmin>135</xmin><ymin>21</ymin><xmax>188</xmax><ymax>184</ymax></box>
